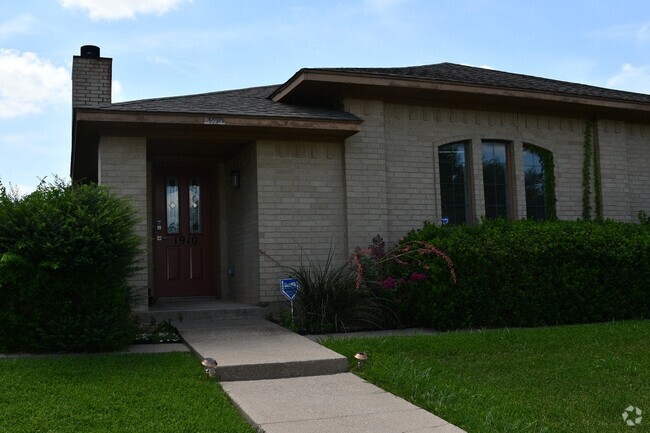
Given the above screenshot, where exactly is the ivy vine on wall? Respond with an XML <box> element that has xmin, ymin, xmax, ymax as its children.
<box><xmin>582</xmin><ymin>120</ymin><xmax>593</xmax><ymax>220</ymax></box>
<box><xmin>592</xmin><ymin>121</ymin><xmax>603</xmax><ymax>221</ymax></box>
<box><xmin>582</xmin><ymin>118</ymin><xmax>603</xmax><ymax>221</ymax></box>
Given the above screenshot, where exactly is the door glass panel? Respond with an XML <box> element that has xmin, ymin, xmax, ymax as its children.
<box><xmin>166</xmin><ymin>177</ymin><xmax>179</xmax><ymax>234</ymax></box>
<box><xmin>189</xmin><ymin>177</ymin><xmax>202</xmax><ymax>233</ymax></box>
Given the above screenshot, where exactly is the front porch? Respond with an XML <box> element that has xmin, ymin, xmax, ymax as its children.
<box><xmin>134</xmin><ymin>297</ymin><xmax>266</xmax><ymax>324</ymax></box>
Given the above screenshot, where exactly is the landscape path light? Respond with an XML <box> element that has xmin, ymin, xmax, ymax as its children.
<box><xmin>201</xmin><ymin>357</ymin><xmax>218</xmax><ymax>379</ymax></box>
<box><xmin>354</xmin><ymin>352</ymin><xmax>368</xmax><ymax>369</ymax></box>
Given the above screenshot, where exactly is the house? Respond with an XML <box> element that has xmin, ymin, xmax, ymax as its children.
<box><xmin>70</xmin><ymin>45</ymin><xmax>650</xmax><ymax>311</ymax></box>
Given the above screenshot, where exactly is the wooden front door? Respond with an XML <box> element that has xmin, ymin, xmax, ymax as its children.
<box><xmin>154</xmin><ymin>168</ymin><xmax>214</xmax><ymax>297</ymax></box>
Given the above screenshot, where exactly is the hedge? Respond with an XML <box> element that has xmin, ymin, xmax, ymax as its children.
<box><xmin>396</xmin><ymin>219</ymin><xmax>650</xmax><ymax>329</ymax></box>
<box><xmin>0</xmin><ymin>180</ymin><xmax>141</xmax><ymax>353</ymax></box>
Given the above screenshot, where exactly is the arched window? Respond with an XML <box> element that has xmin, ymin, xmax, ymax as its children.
<box><xmin>438</xmin><ymin>142</ymin><xmax>469</xmax><ymax>224</ymax></box>
<box><xmin>482</xmin><ymin>141</ymin><xmax>510</xmax><ymax>219</ymax></box>
<box><xmin>523</xmin><ymin>144</ymin><xmax>555</xmax><ymax>220</ymax></box>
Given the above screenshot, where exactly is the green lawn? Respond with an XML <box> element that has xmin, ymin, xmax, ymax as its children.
<box><xmin>322</xmin><ymin>320</ymin><xmax>650</xmax><ymax>433</ymax></box>
<box><xmin>0</xmin><ymin>352</ymin><xmax>255</xmax><ymax>433</ymax></box>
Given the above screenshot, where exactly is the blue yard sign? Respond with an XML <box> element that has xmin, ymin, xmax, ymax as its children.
<box><xmin>280</xmin><ymin>278</ymin><xmax>299</xmax><ymax>301</ymax></box>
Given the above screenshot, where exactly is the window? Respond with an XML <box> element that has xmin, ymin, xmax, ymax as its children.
<box><xmin>438</xmin><ymin>142</ymin><xmax>469</xmax><ymax>224</ymax></box>
<box><xmin>482</xmin><ymin>141</ymin><xmax>510</xmax><ymax>219</ymax></box>
<box><xmin>438</xmin><ymin>139</ymin><xmax>554</xmax><ymax>222</ymax></box>
<box><xmin>523</xmin><ymin>144</ymin><xmax>554</xmax><ymax>220</ymax></box>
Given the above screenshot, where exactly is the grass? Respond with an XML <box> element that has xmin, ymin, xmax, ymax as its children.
<box><xmin>321</xmin><ymin>320</ymin><xmax>650</xmax><ymax>433</ymax></box>
<box><xmin>0</xmin><ymin>352</ymin><xmax>255</xmax><ymax>433</ymax></box>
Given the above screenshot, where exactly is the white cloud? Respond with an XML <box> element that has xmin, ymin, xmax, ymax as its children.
<box><xmin>58</xmin><ymin>0</ymin><xmax>191</xmax><ymax>21</ymax></box>
<box><xmin>607</xmin><ymin>63</ymin><xmax>650</xmax><ymax>93</ymax></box>
<box><xmin>637</xmin><ymin>23</ymin><xmax>650</xmax><ymax>43</ymax></box>
<box><xmin>112</xmin><ymin>79</ymin><xmax>124</xmax><ymax>102</ymax></box>
<box><xmin>0</xmin><ymin>49</ymin><xmax>70</xmax><ymax>118</ymax></box>
<box><xmin>0</xmin><ymin>14</ymin><xmax>35</xmax><ymax>39</ymax></box>
<box><xmin>363</xmin><ymin>0</ymin><xmax>409</xmax><ymax>13</ymax></box>
<box><xmin>597</xmin><ymin>22</ymin><xmax>650</xmax><ymax>44</ymax></box>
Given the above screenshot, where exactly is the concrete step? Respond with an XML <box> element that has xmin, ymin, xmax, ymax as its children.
<box><xmin>134</xmin><ymin>298</ymin><xmax>266</xmax><ymax>324</ymax></box>
<box><xmin>175</xmin><ymin>318</ymin><xmax>349</xmax><ymax>381</ymax></box>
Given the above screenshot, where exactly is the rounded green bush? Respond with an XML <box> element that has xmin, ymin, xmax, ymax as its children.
<box><xmin>0</xmin><ymin>179</ymin><xmax>141</xmax><ymax>352</ymax></box>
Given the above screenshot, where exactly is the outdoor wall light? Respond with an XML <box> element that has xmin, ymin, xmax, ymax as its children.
<box><xmin>201</xmin><ymin>357</ymin><xmax>218</xmax><ymax>379</ymax></box>
<box><xmin>230</xmin><ymin>170</ymin><xmax>240</xmax><ymax>189</ymax></box>
<box><xmin>354</xmin><ymin>352</ymin><xmax>368</xmax><ymax>369</ymax></box>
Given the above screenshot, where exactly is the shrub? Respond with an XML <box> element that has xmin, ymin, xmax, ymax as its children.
<box><xmin>399</xmin><ymin>219</ymin><xmax>650</xmax><ymax>329</ymax></box>
<box><xmin>0</xmin><ymin>179</ymin><xmax>141</xmax><ymax>352</ymax></box>
<box><xmin>261</xmin><ymin>249</ymin><xmax>385</xmax><ymax>333</ymax></box>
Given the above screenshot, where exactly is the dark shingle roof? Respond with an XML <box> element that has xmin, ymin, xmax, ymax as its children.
<box><xmin>310</xmin><ymin>62</ymin><xmax>650</xmax><ymax>104</ymax></box>
<box><xmin>94</xmin><ymin>85</ymin><xmax>360</xmax><ymax>121</ymax></box>
<box><xmin>94</xmin><ymin>63</ymin><xmax>650</xmax><ymax>120</ymax></box>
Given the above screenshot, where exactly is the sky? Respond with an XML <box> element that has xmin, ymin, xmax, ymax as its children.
<box><xmin>1</xmin><ymin>0</ymin><xmax>650</xmax><ymax>195</ymax></box>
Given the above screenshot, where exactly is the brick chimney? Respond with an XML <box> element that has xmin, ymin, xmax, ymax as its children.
<box><xmin>72</xmin><ymin>45</ymin><xmax>112</xmax><ymax>108</ymax></box>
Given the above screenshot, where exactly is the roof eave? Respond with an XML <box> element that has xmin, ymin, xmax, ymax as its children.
<box><xmin>271</xmin><ymin>70</ymin><xmax>650</xmax><ymax>114</ymax></box>
<box><xmin>74</xmin><ymin>108</ymin><xmax>362</xmax><ymax>132</ymax></box>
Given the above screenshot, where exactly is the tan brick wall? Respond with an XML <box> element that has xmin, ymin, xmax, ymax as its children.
<box><xmin>344</xmin><ymin>99</ymin><xmax>591</xmax><ymax>246</ymax></box>
<box><xmin>225</xmin><ymin>144</ymin><xmax>260</xmax><ymax>304</ymax></box>
<box><xmin>72</xmin><ymin>56</ymin><xmax>111</xmax><ymax>107</ymax></box>
<box><xmin>625</xmin><ymin>122</ymin><xmax>650</xmax><ymax>219</ymax></box>
<box><xmin>342</xmin><ymin>99</ymin><xmax>390</xmax><ymax>251</ymax></box>
<box><xmin>256</xmin><ymin>139</ymin><xmax>347</xmax><ymax>304</ymax></box>
<box><xmin>598</xmin><ymin>120</ymin><xmax>630</xmax><ymax>221</ymax></box>
<box><xmin>97</xmin><ymin>136</ymin><xmax>149</xmax><ymax>311</ymax></box>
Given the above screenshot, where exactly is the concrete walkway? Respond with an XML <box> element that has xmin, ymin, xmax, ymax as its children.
<box><xmin>175</xmin><ymin>318</ymin><xmax>466</xmax><ymax>433</ymax></box>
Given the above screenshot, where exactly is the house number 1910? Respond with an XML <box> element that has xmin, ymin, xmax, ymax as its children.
<box><xmin>174</xmin><ymin>236</ymin><xmax>199</xmax><ymax>245</ymax></box>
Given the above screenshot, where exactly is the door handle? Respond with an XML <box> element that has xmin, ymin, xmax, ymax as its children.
<box><xmin>156</xmin><ymin>236</ymin><xmax>167</xmax><ymax>241</ymax></box>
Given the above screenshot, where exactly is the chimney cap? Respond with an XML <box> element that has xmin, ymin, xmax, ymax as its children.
<box><xmin>80</xmin><ymin>45</ymin><xmax>100</xmax><ymax>58</ymax></box>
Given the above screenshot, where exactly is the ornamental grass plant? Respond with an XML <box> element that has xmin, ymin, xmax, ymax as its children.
<box><xmin>262</xmin><ymin>249</ymin><xmax>385</xmax><ymax>333</ymax></box>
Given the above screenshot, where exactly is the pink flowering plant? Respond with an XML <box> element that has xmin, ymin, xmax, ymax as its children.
<box><xmin>352</xmin><ymin>235</ymin><xmax>457</xmax><ymax>326</ymax></box>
